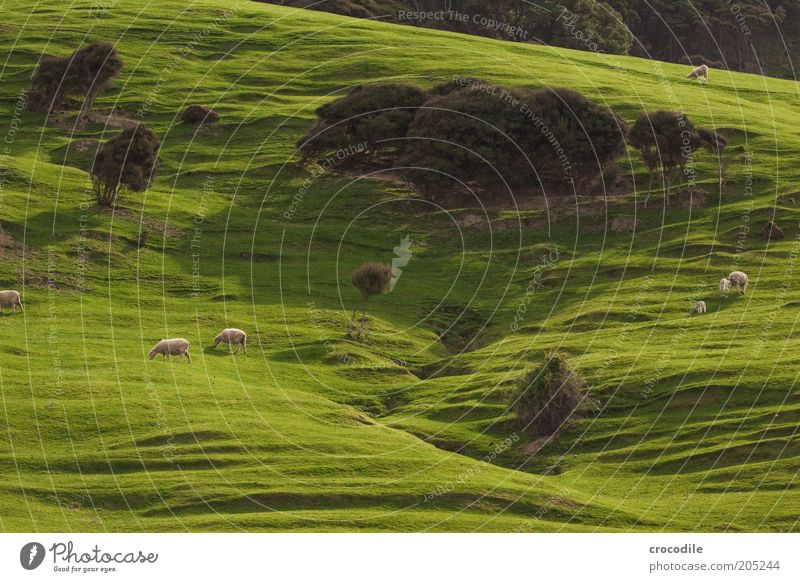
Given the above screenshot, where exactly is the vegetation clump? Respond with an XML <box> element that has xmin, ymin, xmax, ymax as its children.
<box><xmin>27</xmin><ymin>41</ymin><xmax>123</xmax><ymax>120</ymax></box>
<box><xmin>297</xmin><ymin>83</ymin><xmax>427</xmax><ymax>163</ymax></box>
<box><xmin>400</xmin><ymin>81</ymin><xmax>627</xmax><ymax>200</ymax></box>
<box><xmin>91</xmin><ymin>124</ymin><xmax>160</xmax><ymax>207</ymax></box>
<box><xmin>761</xmin><ymin>221</ymin><xmax>784</xmax><ymax>240</ymax></box>
<box><xmin>512</xmin><ymin>351</ymin><xmax>591</xmax><ymax>437</ymax></box>
<box><xmin>629</xmin><ymin>110</ymin><xmax>705</xmax><ymax>206</ymax></box>
<box><xmin>300</xmin><ymin>79</ymin><xmax>627</xmax><ymax>203</ymax></box>
<box><xmin>181</xmin><ymin>105</ymin><xmax>220</xmax><ymax>124</ymax></box>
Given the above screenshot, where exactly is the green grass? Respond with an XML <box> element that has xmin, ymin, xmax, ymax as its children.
<box><xmin>0</xmin><ymin>0</ymin><xmax>799</xmax><ymax>532</ymax></box>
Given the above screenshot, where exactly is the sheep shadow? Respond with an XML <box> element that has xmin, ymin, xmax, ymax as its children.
<box><xmin>203</xmin><ymin>345</ymin><xmax>245</xmax><ymax>357</ymax></box>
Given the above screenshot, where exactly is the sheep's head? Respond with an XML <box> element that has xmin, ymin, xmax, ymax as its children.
<box><xmin>149</xmin><ymin>342</ymin><xmax>163</xmax><ymax>359</ymax></box>
<box><xmin>213</xmin><ymin>334</ymin><xmax>222</xmax><ymax>346</ymax></box>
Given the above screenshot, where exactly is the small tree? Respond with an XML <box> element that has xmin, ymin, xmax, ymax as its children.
<box><xmin>28</xmin><ymin>42</ymin><xmax>123</xmax><ymax>121</ymax></box>
<box><xmin>629</xmin><ymin>110</ymin><xmax>701</xmax><ymax>207</ymax></box>
<box><xmin>348</xmin><ymin>261</ymin><xmax>392</xmax><ymax>341</ymax></box>
<box><xmin>91</xmin><ymin>124</ymin><xmax>160</xmax><ymax>207</ymax></box>
<box><xmin>512</xmin><ymin>351</ymin><xmax>590</xmax><ymax>437</ymax></box>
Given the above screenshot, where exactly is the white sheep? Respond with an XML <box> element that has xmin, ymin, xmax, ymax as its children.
<box><xmin>694</xmin><ymin>300</ymin><xmax>707</xmax><ymax>313</ymax></box>
<box><xmin>213</xmin><ymin>328</ymin><xmax>247</xmax><ymax>354</ymax></box>
<box><xmin>0</xmin><ymin>290</ymin><xmax>23</xmax><ymax>313</ymax></box>
<box><xmin>687</xmin><ymin>64</ymin><xmax>709</xmax><ymax>83</ymax></box>
<box><xmin>719</xmin><ymin>277</ymin><xmax>732</xmax><ymax>293</ymax></box>
<box><xmin>149</xmin><ymin>338</ymin><xmax>191</xmax><ymax>363</ymax></box>
<box><xmin>728</xmin><ymin>271</ymin><xmax>749</xmax><ymax>294</ymax></box>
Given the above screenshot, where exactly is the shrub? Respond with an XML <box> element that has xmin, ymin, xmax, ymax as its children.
<box><xmin>629</xmin><ymin>110</ymin><xmax>701</xmax><ymax>206</ymax></box>
<box><xmin>524</xmin><ymin>88</ymin><xmax>628</xmax><ymax>195</ymax></box>
<box><xmin>297</xmin><ymin>83</ymin><xmax>427</xmax><ymax>163</ymax></box>
<box><xmin>181</xmin><ymin>105</ymin><xmax>220</xmax><ymax>124</ymax></box>
<box><xmin>399</xmin><ymin>82</ymin><xmax>627</xmax><ymax>200</ymax></box>
<box><xmin>91</xmin><ymin>124</ymin><xmax>160</xmax><ymax>207</ymax></box>
<box><xmin>27</xmin><ymin>42</ymin><xmax>123</xmax><ymax>119</ymax></box>
<box><xmin>398</xmin><ymin>79</ymin><xmax>523</xmax><ymax>199</ymax></box>
<box><xmin>348</xmin><ymin>261</ymin><xmax>392</xmax><ymax>340</ymax></box>
<box><xmin>297</xmin><ymin>80</ymin><xmax>628</xmax><ymax>202</ymax></box>
<box><xmin>761</xmin><ymin>221</ymin><xmax>784</xmax><ymax>241</ymax></box>
<box><xmin>512</xmin><ymin>351</ymin><xmax>590</xmax><ymax>437</ymax></box>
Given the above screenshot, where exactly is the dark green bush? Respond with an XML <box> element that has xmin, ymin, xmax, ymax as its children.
<box><xmin>182</xmin><ymin>105</ymin><xmax>220</xmax><ymax>124</ymax></box>
<box><xmin>297</xmin><ymin>79</ymin><xmax>628</xmax><ymax>202</ymax></box>
<box><xmin>629</xmin><ymin>110</ymin><xmax>702</xmax><ymax>205</ymax></box>
<box><xmin>27</xmin><ymin>42</ymin><xmax>123</xmax><ymax>119</ymax></box>
<box><xmin>297</xmin><ymin>83</ymin><xmax>427</xmax><ymax>162</ymax></box>
<box><xmin>399</xmin><ymin>82</ymin><xmax>627</xmax><ymax>200</ymax></box>
<box><xmin>512</xmin><ymin>351</ymin><xmax>590</xmax><ymax>437</ymax></box>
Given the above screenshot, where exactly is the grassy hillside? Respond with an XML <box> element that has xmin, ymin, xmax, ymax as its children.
<box><xmin>0</xmin><ymin>0</ymin><xmax>798</xmax><ymax>532</ymax></box>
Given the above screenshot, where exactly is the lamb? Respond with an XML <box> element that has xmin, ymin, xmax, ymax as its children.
<box><xmin>148</xmin><ymin>338</ymin><xmax>191</xmax><ymax>363</ymax></box>
<box><xmin>719</xmin><ymin>277</ymin><xmax>732</xmax><ymax>293</ymax></box>
<box><xmin>687</xmin><ymin>64</ymin><xmax>709</xmax><ymax>82</ymax></box>
<box><xmin>0</xmin><ymin>290</ymin><xmax>23</xmax><ymax>313</ymax></box>
<box><xmin>214</xmin><ymin>328</ymin><xmax>247</xmax><ymax>354</ymax></box>
<box><xmin>693</xmin><ymin>301</ymin><xmax>707</xmax><ymax>313</ymax></box>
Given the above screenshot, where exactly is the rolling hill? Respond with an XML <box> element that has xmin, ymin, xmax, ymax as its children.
<box><xmin>0</xmin><ymin>0</ymin><xmax>798</xmax><ymax>532</ymax></box>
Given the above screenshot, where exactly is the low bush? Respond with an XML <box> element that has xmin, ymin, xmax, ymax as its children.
<box><xmin>400</xmin><ymin>81</ymin><xmax>627</xmax><ymax>200</ymax></box>
<box><xmin>27</xmin><ymin>42</ymin><xmax>123</xmax><ymax>119</ymax></box>
<box><xmin>298</xmin><ymin>79</ymin><xmax>630</xmax><ymax>203</ymax></box>
<box><xmin>181</xmin><ymin>105</ymin><xmax>220</xmax><ymax>124</ymax></box>
<box><xmin>511</xmin><ymin>351</ymin><xmax>590</xmax><ymax>436</ymax></box>
<box><xmin>297</xmin><ymin>83</ymin><xmax>427</xmax><ymax>163</ymax></box>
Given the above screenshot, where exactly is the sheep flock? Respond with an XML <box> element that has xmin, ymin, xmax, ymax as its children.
<box><xmin>3</xmin><ymin>267</ymin><xmax>747</xmax><ymax>363</ymax></box>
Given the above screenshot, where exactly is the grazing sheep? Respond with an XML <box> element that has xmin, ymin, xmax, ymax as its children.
<box><xmin>719</xmin><ymin>277</ymin><xmax>732</xmax><ymax>293</ymax></box>
<box><xmin>149</xmin><ymin>338</ymin><xmax>191</xmax><ymax>363</ymax></box>
<box><xmin>214</xmin><ymin>328</ymin><xmax>246</xmax><ymax>354</ymax></box>
<box><xmin>0</xmin><ymin>290</ymin><xmax>23</xmax><ymax>313</ymax></box>
<box><xmin>687</xmin><ymin>64</ymin><xmax>709</xmax><ymax>82</ymax></box>
<box><xmin>728</xmin><ymin>271</ymin><xmax>749</xmax><ymax>294</ymax></box>
<box><xmin>694</xmin><ymin>300</ymin><xmax>707</xmax><ymax>314</ymax></box>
